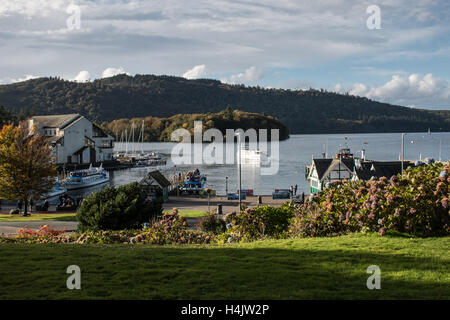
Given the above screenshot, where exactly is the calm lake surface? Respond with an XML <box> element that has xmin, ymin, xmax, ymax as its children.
<box><xmin>110</xmin><ymin>132</ymin><xmax>450</xmax><ymax>196</ymax></box>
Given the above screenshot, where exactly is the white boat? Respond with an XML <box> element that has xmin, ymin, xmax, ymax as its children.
<box><xmin>42</xmin><ymin>179</ymin><xmax>67</xmax><ymax>199</ymax></box>
<box><xmin>240</xmin><ymin>148</ymin><xmax>270</xmax><ymax>165</ymax></box>
<box><xmin>64</xmin><ymin>164</ymin><xmax>110</xmax><ymax>190</ymax></box>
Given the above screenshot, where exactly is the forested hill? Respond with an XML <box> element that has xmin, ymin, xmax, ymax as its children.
<box><xmin>104</xmin><ymin>109</ymin><xmax>290</xmax><ymax>142</ymax></box>
<box><xmin>0</xmin><ymin>74</ymin><xmax>449</xmax><ymax>134</ymax></box>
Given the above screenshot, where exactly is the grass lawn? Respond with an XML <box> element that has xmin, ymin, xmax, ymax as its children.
<box><xmin>0</xmin><ymin>233</ymin><xmax>448</xmax><ymax>300</ymax></box>
<box><xmin>0</xmin><ymin>213</ymin><xmax>77</xmax><ymax>222</ymax></box>
<box><xmin>163</xmin><ymin>210</ymin><xmax>208</xmax><ymax>218</ymax></box>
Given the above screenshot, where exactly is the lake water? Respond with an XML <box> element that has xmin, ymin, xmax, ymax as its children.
<box><xmin>109</xmin><ymin>132</ymin><xmax>450</xmax><ymax>196</ymax></box>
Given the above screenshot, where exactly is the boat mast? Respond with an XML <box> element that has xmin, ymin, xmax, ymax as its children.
<box><xmin>125</xmin><ymin>128</ymin><xmax>128</xmax><ymax>154</ymax></box>
<box><xmin>131</xmin><ymin>121</ymin><xmax>135</xmax><ymax>157</ymax></box>
<box><xmin>141</xmin><ymin>120</ymin><xmax>144</xmax><ymax>155</ymax></box>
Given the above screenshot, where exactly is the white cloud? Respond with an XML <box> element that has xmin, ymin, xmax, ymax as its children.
<box><xmin>101</xmin><ymin>67</ymin><xmax>130</xmax><ymax>78</ymax></box>
<box><xmin>0</xmin><ymin>0</ymin><xmax>68</xmax><ymax>17</ymax></box>
<box><xmin>0</xmin><ymin>74</ymin><xmax>39</xmax><ymax>84</ymax></box>
<box><xmin>182</xmin><ymin>65</ymin><xmax>207</xmax><ymax>79</ymax></box>
<box><xmin>72</xmin><ymin>70</ymin><xmax>90</xmax><ymax>82</ymax></box>
<box><xmin>0</xmin><ymin>0</ymin><xmax>449</xmax><ymax>109</ymax></box>
<box><xmin>336</xmin><ymin>73</ymin><xmax>450</xmax><ymax>108</ymax></box>
<box><xmin>224</xmin><ymin>66</ymin><xmax>264</xmax><ymax>84</ymax></box>
<box><xmin>12</xmin><ymin>74</ymin><xmax>39</xmax><ymax>83</ymax></box>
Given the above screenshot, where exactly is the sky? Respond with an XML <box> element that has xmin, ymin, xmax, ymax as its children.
<box><xmin>0</xmin><ymin>0</ymin><xmax>449</xmax><ymax>110</ymax></box>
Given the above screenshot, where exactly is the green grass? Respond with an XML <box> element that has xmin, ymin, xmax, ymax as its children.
<box><xmin>163</xmin><ymin>210</ymin><xmax>208</xmax><ymax>218</ymax></box>
<box><xmin>0</xmin><ymin>233</ymin><xmax>449</xmax><ymax>299</ymax></box>
<box><xmin>0</xmin><ymin>213</ymin><xmax>77</xmax><ymax>222</ymax></box>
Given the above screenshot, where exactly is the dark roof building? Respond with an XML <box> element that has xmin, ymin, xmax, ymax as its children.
<box><xmin>31</xmin><ymin>114</ymin><xmax>82</xmax><ymax>129</ymax></box>
<box><xmin>353</xmin><ymin>161</ymin><xmax>414</xmax><ymax>181</ymax></box>
<box><xmin>140</xmin><ymin>170</ymin><xmax>172</xmax><ymax>201</ymax></box>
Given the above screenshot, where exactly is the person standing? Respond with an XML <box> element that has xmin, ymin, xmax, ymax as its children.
<box><xmin>294</xmin><ymin>184</ymin><xmax>298</xmax><ymax>196</ymax></box>
<box><xmin>289</xmin><ymin>185</ymin><xmax>293</xmax><ymax>196</ymax></box>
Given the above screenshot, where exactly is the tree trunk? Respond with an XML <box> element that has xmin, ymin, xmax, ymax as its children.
<box><xmin>23</xmin><ymin>198</ymin><xmax>29</xmax><ymax>216</ymax></box>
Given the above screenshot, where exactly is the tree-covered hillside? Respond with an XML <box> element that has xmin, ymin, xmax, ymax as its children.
<box><xmin>103</xmin><ymin>108</ymin><xmax>290</xmax><ymax>142</ymax></box>
<box><xmin>0</xmin><ymin>75</ymin><xmax>449</xmax><ymax>134</ymax></box>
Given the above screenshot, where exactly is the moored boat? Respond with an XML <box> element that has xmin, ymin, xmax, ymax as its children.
<box><xmin>180</xmin><ymin>169</ymin><xmax>207</xmax><ymax>192</ymax></box>
<box><xmin>64</xmin><ymin>164</ymin><xmax>110</xmax><ymax>190</ymax></box>
<box><xmin>42</xmin><ymin>179</ymin><xmax>67</xmax><ymax>199</ymax></box>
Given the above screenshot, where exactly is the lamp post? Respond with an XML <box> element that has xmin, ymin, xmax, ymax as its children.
<box><xmin>401</xmin><ymin>133</ymin><xmax>406</xmax><ymax>175</ymax></box>
<box><xmin>235</xmin><ymin>132</ymin><xmax>242</xmax><ymax>211</ymax></box>
<box><xmin>225</xmin><ymin>176</ymin><xmax>228</xmax><ymax>195</ymax></box>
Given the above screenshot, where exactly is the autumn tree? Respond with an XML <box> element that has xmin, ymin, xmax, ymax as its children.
<box><xmin>0</xmin><ymin>123</ymin><xmax>57</xmax><ymax>216</ymax></box>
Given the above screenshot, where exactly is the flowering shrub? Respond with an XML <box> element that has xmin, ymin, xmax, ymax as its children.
<box><xmin>75</xmin><ymin>230</ymin><xmax>138</xmax><ymax>244</ymax></box>
<box><xmin>129</xmin><ymin>210</ymin><xmax>214</xmax><ymax>245</ymax></box>
<box><xmin>217</xmin><ymin>203</ymin><xmax>296</xmax><ymax>243</ymax></box>
<box><xmin>290</xmin><ymin>162</ymin><xmax>450</xmax><ymax>237</ymax></box>
<box><xmin>199</xmin><ymin>213</ymin><xmax>226</xmax><ymax>234</ymax></box>
<box><xmin>17</xmin><ymin>225</ymin><xmax>67</xmax><ymax>238</ymax></box>
<box><xmin>0</xmin><ymin>225</ymin><xmax>73</xmax><ymax>244</ymax></box>
<box><xmin>0</xmin><ymin>215</ymin><xmax>213</xmax><ymax>245</ymax></box>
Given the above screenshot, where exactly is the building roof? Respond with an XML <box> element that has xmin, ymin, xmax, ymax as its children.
<box><xmin>32</xmin><ymin>114</ymin><xmax>82</xmax><ymax>129</ymax></box>
<box><xmin>140</xmin><ymin>170</ymin><xmax>171</xmax><ymax>188</ymax></box>
<box><xmin>312</xmin><ymin>159</ymin><xmax>333</xmax><ymax>179</ymax></box>
<box><xmin>341</xmin><ymin>158</ymin><xmax>356</xmax><ymax>172</ymax></box>
<box><xmin>354</xmin><ymin>167</ymin><xmax>375</xmax><ymax>180</ymax></box>
<box><xmin>46</xmin><ymin>135</ymin><xmax>64</xmax><ymax>144</ymax></box>
<box><xmin>354</xmin><ymin>160</ymin><xmax>414</xmax><ymax>180</ymax></box>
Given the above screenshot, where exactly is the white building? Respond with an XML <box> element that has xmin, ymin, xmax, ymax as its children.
<box><xmin>29</xmin><ymin>114</ymin><xmax>114</xmax><ymax>164</ymax></box>
<box><xmin>305</xmin><ymin>148</ymin><xmax>355</xmax><ymax>194</ymax></box>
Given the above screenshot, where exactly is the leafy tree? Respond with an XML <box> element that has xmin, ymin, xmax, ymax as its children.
<box><xmin>76</xmin><ymin>182</ymin><xmax>163</xmax><ymax>231</ymax></box>
<box><xmin>0</xmin><ymin>105</ymin><xmax>12</xmax><ymax>128</ymax></box>
<box><xmin>0</xmin><ymin>123</ymin><xmax>57</xmax><ymax>215</ymax></box>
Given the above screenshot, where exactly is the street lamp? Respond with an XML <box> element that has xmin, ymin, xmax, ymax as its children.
<box><xmin>235</xmin><ymin>132</ymin><xmax>242</xmax><ymax>211</ymax></box>
<box><xmin>225</xmin><ymin>176</ymin><xmax>228</xmax><ymax>195</ymax></box>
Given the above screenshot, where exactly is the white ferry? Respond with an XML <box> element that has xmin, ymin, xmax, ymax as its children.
<box><xmin>65</xmin><ymin>164</ymin><xmax>110</xmax><ymax>190</ymax></box>
<box><xmin>240</xmin><ymin>148</ymin><xmax>270</xmax><ymax>166</ymax></box>
<box><xmin>42</xmin><ymin>178</ymin><xmax>67</xmax><ymax>199</ymax></box>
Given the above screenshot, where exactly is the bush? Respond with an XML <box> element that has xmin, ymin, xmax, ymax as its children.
<box><xmin>76</xmin><ymin>182</ymin><xmax>163</xmax><ymax>231</ymax></box>
<box><xmin>0</xmin><ymin>225</ymin><xmax>73</xmax><ymax>244</ymax></box>
<box><xmin>290</xmin><ymin>162</ymin><xmax>450</xmax><ymax>238</ymax></box>
<box><xmin>199</xmin><ymin>213</ymin><xmax>226</xmax><ymax>234</ymax></box>
<box><xmin>130</xmin><ymin>210</ymin><xmax>214</xmax><ymax>245</ymax></box>
<box><xmin>218</xmin><ymin>203</ymin><xmax>296</xmax><ymax>243</ymax></box>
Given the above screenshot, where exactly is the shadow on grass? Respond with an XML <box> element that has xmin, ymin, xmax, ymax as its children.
<box><xmin>0</xmin><ymin>242</ymin><xmax>448</xmax><ymax>300</ymax></box>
